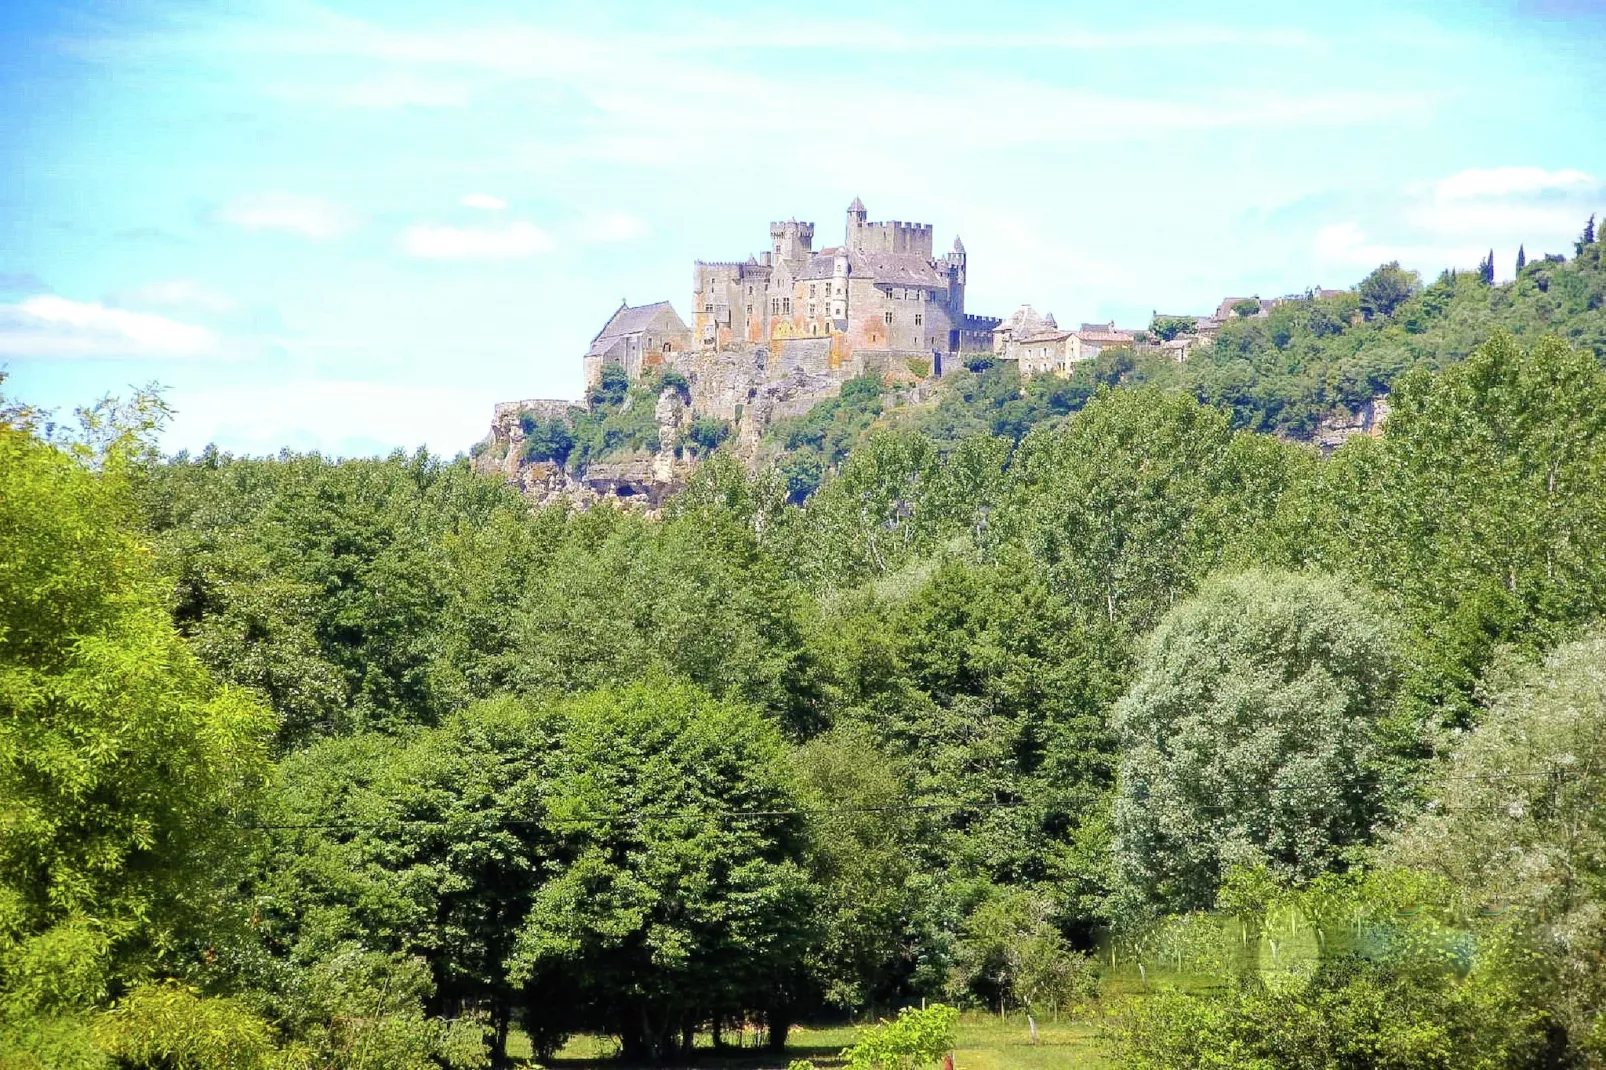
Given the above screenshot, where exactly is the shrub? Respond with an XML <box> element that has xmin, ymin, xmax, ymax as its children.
<box><xmin>842</xmin><ymin>1004</ymin><xmax>958</xmax><ymax>1070</ymax></box>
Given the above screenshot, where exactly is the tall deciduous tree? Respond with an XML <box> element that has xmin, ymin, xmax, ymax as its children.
<box><xmin>1357</xmin><ymin>261</ymin><xmax>1420</xmax><ymax>319</ymax></box>
<box><xmin>1109</xmin><ymin>569</ymin><xmax>1400</xmax><ymax>916</ymax></box>
<box><xmin>509</xmin><ymin>678</ymin><xmax>813</xmax><ymax>1062</ymax></box>
<box><xmin>0</xmin><ymin>399</ymin><xmax>274</xmax><ymax>1062</ymax></box>
<box><xmin>1387</xmin><ymin>627</ymin><xmax>1606</xmax><ymax>1051</ymax></box>
<box><xmin>1313</xmin><ymin>331</ymin><xmax>1606</xmax><ymax>724</ymax></box>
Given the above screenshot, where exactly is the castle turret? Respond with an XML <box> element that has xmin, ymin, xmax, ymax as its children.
<box><xmin>846</xmin><ymin>196</ymin><xmax>867</xmax><ymax>252</ymax></box>
<box><xmin>769</xmin><ymin>218</ymin><xmax>814</xmax><ymax>263</ymax></box>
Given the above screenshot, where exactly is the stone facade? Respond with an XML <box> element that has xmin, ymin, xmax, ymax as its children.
<box><xmin>991</xmin><ymin>307</ymin><xmax>1138</xmax><ymax>377</ymax></box>
<box><xmin>587</xmin><ymin>199</ymin><xmax>998</xmax><ymax>397</ymax></box>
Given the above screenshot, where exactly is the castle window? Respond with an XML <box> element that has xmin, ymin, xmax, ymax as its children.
<box><xmin>809</xmin><ymin>284</ymin><xmax>816</xmax><ymax>297</ymax></box>
<box><xmin>746</xmin><ymin>304</ymin><xmax>752</xmax><ymax>315</ymax></box>
<box><xmin>809</xmin><ymin>304</ymin><xmax>816</xmax><ymax>317</ymax></box>
<box><xmin>915</xmin><ymin>314</ymin><xmax>922</xmax><ymax>326</ymax></box>
<box><xmin>705</xmin><ymin>303</ymin><xmax>713</xmax><ymax>312</ymax></box>
<box><xmin>662</xmin><ymin>343</ymin><xmax>671</xmax><ymax>353</ymax></box>
<box><xmin>771</xmin><ymin>298</ymin><xmax>779</xmax><ymax>314</ymax></box>
<box><xmin>884</xmin><ymin>311</ymin><xmax>893</xmax><ymax>325</ymax></box>
<box><xmin>783</xmin><ymin>298</ymin><xmax>791</xmax><ymax>314</ymax></box>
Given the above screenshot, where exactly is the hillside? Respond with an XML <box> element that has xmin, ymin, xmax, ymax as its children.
<box><xmin>763</xmin><ymin>240</ymin><xmax>1606</xmax><ymax>484</ymax></box>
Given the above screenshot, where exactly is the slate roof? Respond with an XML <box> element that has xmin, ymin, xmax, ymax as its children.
<box><xmin>852</xmin><ymin>252</ymin><xmax>946</xmax><ymax>286</ymax></box>
<box><xmin>999</xmin><ymin>305</ymin><xmax>1057</xmax><ymax>334</ymax></box>
<box><xmin>587</xmin><ymin>301</ymin><xmax>681</xmax><ymax>355</ymax></box>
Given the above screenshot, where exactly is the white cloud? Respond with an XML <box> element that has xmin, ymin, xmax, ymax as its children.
<box><xmin>220</xmin><ymin>193</ymin><xmax>352</xmax><ymax>238</ymax></box>
<box><xmin>0</xmin><ymin>295</ymin><xmax>219</xmax><ymax>358</ymax></box>
<box><xmin>461</xmin><ymin>192</ymin><xmax>508</xmax><ymax>211</ymax></box>
<box><xmin>125</xmin><ymin>279</ymin><xmax>240</xmax><ymax>314</ymax></box>
<box><xmin>1312</xmin><ymin>164</ymin><xmax>1604</xmax><ymax>281</ymax></box>
<box><xmin>401</xmin><ymin>220</ymin><xmax>556</xmax><ymax>259</ymax></box>
<box><xmin>1432</xmin><ymin>166</ymin><xmax>1596</xmax><ymax>200</ymax></box>
<box><xmin>1314</xmin><ymin>221</ymin><xmax>1483</xmax><ymax>274</ymax></box>
<box><xmin>577</xmin><ymin>212</ymin><xmax>647</xmax><ymax>243</ymax></box>
<box><xmin>166</xmin><ymin>379</ymin><xmax>490</xmax><ymax>457</ymax></box>
<box><xmin>340</xmin><ymin>76</ymin><xmax>470</xmax><ymax>108</ymax></box>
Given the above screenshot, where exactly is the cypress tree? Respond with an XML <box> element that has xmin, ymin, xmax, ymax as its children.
<box><xmin>1478</xmin><ymin>250</ymin><xmax>1495</xmax><ymax>285</ymax></box>
<box><xmin>1587</xmin><ymin>214</ymin><xmax>1597</xmax><ymax>245</ymax></box>
<box><xmin>1516</xmin><ymin>244</ymin><xmax>1526</xmax><ymax>273</ymax></box>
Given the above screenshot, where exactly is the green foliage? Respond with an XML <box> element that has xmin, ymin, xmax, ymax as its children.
<box><xmin>0</xmin><ymin>413</ymin><xmax>274</xmax><ymax>1047</ymax></box>
<box><xmin>792</xmin><ymin>726</ymin><xmax>924</xmax><ymax>1010</ymax></box>
<box><xmin>842</xmin><ymin>1004</ymin><xmax>959</xmax><ymax>1070</ymax></box>
<box><xmin>766</xmin><ymin>372</ymin><xmax>895</xmax><ymax>468</ymax></box>
<box><xmin>685</xmin><ymin>414</ymin><xmax>732</xmax><ymax>453</ymax></box>
<box><xmin>252</xmin><ymin>698</ymin><xmax>553</xmax><ymax>1062</ymax></box>
<box><xmin>96</xmin><ymin>983</ymin><xmax>278</xmax><ymax>1070</ymax></box>
<box><xmin>1231</xmin><ymin>298</ymin><xmax>1261</xmax><ymax>318</ymax></box>
<box><xmin>517</xmin><ymin>411</ymin><xmax>574</xmax><ymax>465</ymax></box>
<box><xmin>1110</xmin><ymin>570</ymin><xmax>1401</xmax><ymax>915</ymax></box>
<box><xmin>508</xmin><ymin>677</ymin><xmax>814</xmax><ymax>1061</ymax></box>
<box><xmin>1359</xmin><ymin>261</ymin><xmax>1420</xmax><ymax>319</ymax></box>
<box><xmin>1150</xmin><ymin>316</ymin><xmax>1197</xmax><ymax>342</ymax></box>
<box><xmin>1000</xmin><ymin>389</ymin><xmax>1305</xmax><ymax>633</ymax></box>
<box><xmin>1387</xmin><ymin>626</ymin><xmax>1606</xmax><ymax>1058</ymax></box>
<box><xmin>587</xmin><ymin>363</ymin><xmax>629</xmax><ymax>408</ymax></box>
<box><xmin>946</xmin><ymin>890</ymin><xmax>1099</xmax><ymax>1014</ymax></box>
<box><xmin>138</xmin><ymin>447</ymin><xmax>537</xmax><ymax>742</ymax></box>
<box><xmin>1309</xmin><ymin>331</ymin><xmax>1606</xmax><ymax>724</ymax></box>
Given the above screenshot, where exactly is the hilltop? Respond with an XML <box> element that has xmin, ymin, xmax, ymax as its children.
<box><xmin>475</xmin><ymin>219</ymin><xmax>1606</xmax><ymax>506</ymax></box>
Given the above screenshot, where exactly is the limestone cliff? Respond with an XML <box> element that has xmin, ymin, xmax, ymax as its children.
<box><xmin>473</xmin><ymin>387</ymin><xmax>699</xmax><ymax>511</ymax></box>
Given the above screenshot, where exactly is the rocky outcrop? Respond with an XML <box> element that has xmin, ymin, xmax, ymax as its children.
<box><xmin>1310</xmin><ymin>395</ymin><xmax>1390</xmax><ymax>454</ymax></box>
<box><xmin>474</xmin><ymin>389</ymin><xmax>696</xmax><ymax>512</ymax></box>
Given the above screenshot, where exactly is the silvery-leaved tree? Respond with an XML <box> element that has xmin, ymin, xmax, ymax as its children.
<box><xmin>1109</xmin><ymin>569</ymin><xmax>1402</xmax><ymax>919</ymax></box>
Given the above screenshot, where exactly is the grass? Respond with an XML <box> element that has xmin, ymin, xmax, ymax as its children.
<box><xmin>509</xmin><ymin>1010</ymin><xmax>1116</xmax><ymax>1069</ymax></box>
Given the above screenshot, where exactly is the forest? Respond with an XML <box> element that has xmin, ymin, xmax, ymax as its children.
<box><xmin>4</xmin><ymin>229</ymin><xmax>1606</xmax><ymax>1069</ymax></box>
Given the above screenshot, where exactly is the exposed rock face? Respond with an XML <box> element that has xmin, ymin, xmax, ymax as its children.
<box><xmin>1310</xmin><ymin>395</ymin><xmax>1390</xmax><ymax>454</ymax></box>
<box><xmin>474</xmin><ymin>388</ymin><xmax>696</xmax><ymax>512</ymax></box>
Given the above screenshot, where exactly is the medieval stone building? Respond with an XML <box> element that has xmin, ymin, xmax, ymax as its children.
<box><xmin>582</xmin><ymin>199</ymin><xmax>999</xmax><ymax>393</ymax></box>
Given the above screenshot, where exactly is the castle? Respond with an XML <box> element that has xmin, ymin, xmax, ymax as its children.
<box><xmin>582</xmin><ymin>198</ymin><xmax>1001</xmax><ymax>393</ymax></box>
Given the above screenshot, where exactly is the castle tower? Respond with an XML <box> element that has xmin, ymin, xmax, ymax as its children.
<box><xmin>769</xmin><ymin>218</ymin><xmax>814</xmax><ymax>263</ymax></box>
<box><xmin>846</xmin><ymin>196</ymin><xmax>867</xmax><ymax>253</ymax></box>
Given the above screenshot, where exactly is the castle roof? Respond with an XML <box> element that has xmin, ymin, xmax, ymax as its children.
<box><xmin>587</xmin><ymin>300</ymin><xmax>683</xmax><ymax>355</ymax></box>
<box><xmin>848</xmin><ymin>196</ymin><xmax>866</xmax><ymax>213</ymax></box>
<box><xmin>998</xmin><ymin>304</ymin><xmax>1057</xmax><ymax>334</ymax></box>
<box><xmin>853</xmin><ymin>251</ymin><xmax>945</xmax><ymax>286</ymax></box>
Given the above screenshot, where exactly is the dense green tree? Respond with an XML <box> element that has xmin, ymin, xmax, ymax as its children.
<box><xmin>1516</xmin><ymin>243</ymin><xmax>1527</xmax><ymax>273</ymax></box>
<box><xmin>1358</xmin><ymin>260</ymin><xmax>1420</xmax><ymax>319</ymax></box>
<box><xmin>1388</xmin><ymin>627</ymin><xmax>1606</xmax><ymax>1057</ymax></box>
<box><xmin>0</xmin><ymin>399</ymin><xmax>275</xmax><ymax>1064</ymax></box>
<box><xmin>509</xmin><ymin>678</ymin><xmax>814</xmax><ymax>1061</ymax></box>
<box><xmin>1110</xmin><ymin>570</ymin><xmax>1401</xmax><ymax>915</ymax></box>
<box><xmin>1000</xmin><ymin>389</ymin><xmax>1302</xmax><ymax>633</ymax></box>
<box><xmin>251</xmin><ymin>697</ymin><xmax>557</xmax><ymax>1064</ymax></box>
<box><xmin>1309</xmin><ymin>331</ymin><xmax>1606</xmax><ymax>725</ymax></box>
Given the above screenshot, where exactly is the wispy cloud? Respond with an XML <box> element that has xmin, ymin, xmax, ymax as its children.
<box><xmin>167</xmin><ymin>378</ymin><xmax>490</xmax><ymax>456</ymax></box>
<box><xmin>0</xmin><ymin>295</ymin><xmax>218</xmax><ymax>358</ymax></box>
<box><xmin>577</xmin><ymin>212</ymin><xmax>646</xmax><ymax>243</ymax></box>
<box><xmin>461</xmin><ymin>193</ymin><xmax>508</xmax><ymax>211</ymax></box>
<box><xmin>219</xmin><ymin>193</ymin><xmax>352</xmax><ymax>238</ymax></box>
<box><xmin>401</xmin><ymin>220</ymin><xmax>556</xmax><ymax>259</ymax></box>
<box><xmin>123</xmin><ymin>279</ymin><xmax>240</xmax><ymax>314</ymax></box>
<box><xmin>1312</xmin><ymin>165</ymin><xmax>1604</xmax><ymax>280</ymax></box>
<box><xmin>1431</xmin><ymin>166</ymin><xmax>1596</xmax><ymax>200</ymax></box>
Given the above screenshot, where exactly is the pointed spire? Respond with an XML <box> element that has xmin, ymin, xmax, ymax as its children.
<box><xmin>953</xmin><ymin>234</ymin><xmax>965</xmax><ymax>253</ymax></box>
<box><xmin>848</xmin><ymin>196</ymin><xmax>865</xmax><ymax>214</ymax></box>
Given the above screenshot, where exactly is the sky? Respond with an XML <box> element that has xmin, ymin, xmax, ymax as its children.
<box><xmin>2</xmin><ymin>0</ymin><xmax>1604</xmax><ymax>457</ymax></box>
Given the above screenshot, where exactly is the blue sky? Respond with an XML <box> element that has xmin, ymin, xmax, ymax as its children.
<box><xmin>3</xmin><ymin>0</ymin><xmax>1604</xmax><ymax>457</ymax></box>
